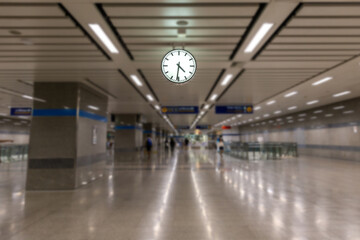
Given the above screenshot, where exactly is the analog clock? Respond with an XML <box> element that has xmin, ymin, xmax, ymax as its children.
<box><xmin>161</xmin><ymin>49</ymin><xmax>196</xmax><ymax>84</ymax></box>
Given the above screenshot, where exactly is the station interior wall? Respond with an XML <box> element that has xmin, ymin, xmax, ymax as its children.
<box><xmin>238</xmin><ymin>97</ymin><xmax>360</xmax><ymax>161</ymax></box>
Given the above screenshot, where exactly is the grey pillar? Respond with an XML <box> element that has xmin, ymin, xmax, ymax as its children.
<box><xmin>26</xmin><ymin>82</ymin><xmax>108</xmax><ymax>190</ymax></box>
<box><xmin>113</xmin><ymin>114</ymin><xmax>143</xmax><ymax>151</ymax></box>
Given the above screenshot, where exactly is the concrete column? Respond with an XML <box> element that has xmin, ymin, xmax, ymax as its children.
<box><xmin>113</xmin><ymin>114</ymin><xmax>143</xmax><ymax>151</ymax></box>
<box><xmin>26</xmin><ymin>82</ymin><xmax>107</xmax><ymax>190</ymax></box>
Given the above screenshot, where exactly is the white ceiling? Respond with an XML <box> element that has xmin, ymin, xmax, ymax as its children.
<box><xmin>0</xmin><ymin>0</ymin><xmax>360</xmax><ymax>132</ymax></box>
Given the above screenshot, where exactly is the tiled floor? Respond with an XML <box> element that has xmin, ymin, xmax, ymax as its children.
<box><xmin>1</xmin><ymin>149</ymin><xmax>360</xmax><ymax>240</ymax></box>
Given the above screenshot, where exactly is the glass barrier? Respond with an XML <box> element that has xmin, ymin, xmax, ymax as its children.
<box><xmin>0</xmin><ymin>144</ymin><xmax>28</xmax><ymax>163</ymax></box>
<box><xmin>224</xmin><ymin>142</ymin><xmax>297</xmax><ymax>160</ymax></box>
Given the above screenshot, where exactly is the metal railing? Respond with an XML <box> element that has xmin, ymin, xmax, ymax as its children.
<box><xmin>225</xmin><ymin>142</ymin><xmax>297</xmax><ymax>160</ymax></box>
<box><xmin>0</xmin><ymin>144</ymin><xmax>28</xmax><ymax>163</ymax></box>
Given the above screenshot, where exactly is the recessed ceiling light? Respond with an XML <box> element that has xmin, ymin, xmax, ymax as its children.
<box><xmin>263</xmin><ymin>113</ymin><xmax>270</xmax><ymax>117</ymax></box>
<box><xmin>286</xmin><ymin>116</ymin><xmax>293</xmax><ymax>119</ymax></box>
<box><xmin>89</xmin><ymin>23</ymin><xmax>119</xmax><ymax>54</ymax></box>
<box><xmin>221</xmin><ymin>74</ymin><xmax>233</xmax><ymax>86</ymax></box>
<box><xmin>130</xmin><ymin>75</ymin><xmax>142</xmax><ymax>87</ymax></box>
<box><xmin>284</xmin><ymin>91</ymin><xmax>298</xmax><ymax>98</ymax></box>
<box><xmin>255</xmin><ymin>116</ymin><xmax>260</xmax><ymax>120</ymax></box>
<box><xmin>298</xmin><ymin>113</ymin><xmax>306</xmax><ymax>117</ymax></box>
<box><xmin>312</xmin><ymin>77</ymin><xmax>332</xmax><ymax>86</ymax></box>
<box><xmin>266</xmin><ymin>100</ymin><xmax>276</xmax><ymax>105</ymax></box>
<box><xmin>88</xmin><ymin>105</ymin><xmax>99</xmax><ymax>111</ymax></box>
<box><xmin>288</xmin><ymin>106</ymin><xmax>297</xmax><ymax>110</ymax></box>
<box><xmin>343</xmin><ymin>110</ymin><xmax>354</xmax><ymax>114</ymax></box>
<box><xmin>210</xmin><ymin>94</ymin><xmax>218</xmax><ymax>101</ymax></box>
<box><xmin>146</xmin><ymin>94</ymin><xmax>154</xmax><ymax>101</ymax></box>
<box><xmin>298</xmin><ymin>118</ymin><xmax>305</xmax><ymax>122</ymax></box>
<box><xmin>22</xmin><ymin>95</ymin><xmax>33</xmax><ymax>100</ymax></box>
<box><xmin>307</xmin><ymin>100</ymin><xmax>319</xmax><ymax>105</ymax></box>
<box><xmin>288</xmin><ymin>120</ymin><xmax>294</xmax><ymax>123</ymax></box>
<box><xmin>254</xmin><ymin>106</ymin><xmax>261</xmax><ymax>111</ymax></box>
<box><xmin>333</xmin><ymin>106</ymin><xmax>344</xmax><ymax>110</ymax></box>
<box><xmin>237</xmin><ymin>114</ymin><xmax>242</xmax><ymax>118</ymax></box>
<box><xmin>310</xmin><ymin>116</ymin><xmax>317</xmax><ymax>120</ymax></box>
<box><xmin>245</xmin><ymin>23</ymin><xmax>274</xmax><ymax>53</ymax></box>
<box><xmin>325</xmin><ymin>114</ymin><xmax>333</xmax><ymax>117</ymax></box>
<box><xmin>204</xmin><ymin>104</ymin><xmax>210</xmax><ymax>109</ymax></box>
<box><xmin>314</xmin><ymin>110</ymin><xmax>323</xmax><ymax>114</ymax></box>
<box><xmin>155</xmin><ymin>105</ymin><xmax>160</xmax><ymax>110</ymax></box>
<box><xmin>274</xmin><ymin>110</ymin><xmax>282</xmax><ymax>114</ymax></box>
<box><xmin>333</xmin><ymin>91</ymin><xmax>351</xmax><ymax>98</ymax></box>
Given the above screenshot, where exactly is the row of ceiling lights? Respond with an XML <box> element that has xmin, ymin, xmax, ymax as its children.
<box><xmin>191</xmin><ymin>22</ymin><xmax>275</xmax><ymax>129</ymax></box>
<box><xmin>215</xmin><ymin>75</ymin><xmax>352</xmax><ymax>127</ymax></box>
<box><xmin>89</xmin><ymin>23</ymin><xmax>177</xmax><ymax>133</ymax></box>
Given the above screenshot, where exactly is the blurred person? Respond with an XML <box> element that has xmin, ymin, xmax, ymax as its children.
<box><xmin>170</xmin><ymin>138</ymin><xmax>176</xmax><ymax>152</ymax></box>
<box><xmin>145</xmin><ymin>134</ymin><xmax>153</xmax><ymax>159</ymax></box>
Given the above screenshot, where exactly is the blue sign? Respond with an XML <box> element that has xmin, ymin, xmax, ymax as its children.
<box><xmin>10</xmin><ymin>107</ymin><xmax>32</xmax><ymax>116</ymax></box>
<box><xmin>176</xmin><ymin>125</ymin><xmax>190</xmax><ymax>130</ymax></box>
<box><xmin>215</xmin><ymin>105</ymin><xmax>253</xmax><ymax>114</ymax></box>
<box><xmin>162</xmin><ymin>106</ymin><xmax>199</xmax><ymax>114</ymax></box>
<box><xmin>196</xmin><ymin>125</ymin><xmax>210</xmax><ymax>130</ymax></box>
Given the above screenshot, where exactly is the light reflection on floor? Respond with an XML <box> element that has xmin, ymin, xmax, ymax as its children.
<box><xmin>0</xmin><ymin>149</ymin><xmax>360</xmax><ymax>240</ymax></box>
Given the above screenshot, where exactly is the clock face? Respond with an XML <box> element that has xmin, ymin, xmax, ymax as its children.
<box><xmin>161</xmin><ymin>49</ymin><xmax>197</xmax><ymax>84</ymax></box>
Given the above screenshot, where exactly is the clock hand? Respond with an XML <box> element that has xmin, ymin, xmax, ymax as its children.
<box><xmin>178</xmin><ymin>64</ymin><xmax>185</xmax><ymax>73</ymax></box>
<box><xmin>176</xmin><ymin>64</ymin><xmax>180</xmax><ymax>81</ymax></box>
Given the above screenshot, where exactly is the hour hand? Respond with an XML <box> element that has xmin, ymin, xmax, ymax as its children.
<box><xmin>177</xmin><ymin>63</ymin><xmax>185</xmax><ymax>72</ymax></box>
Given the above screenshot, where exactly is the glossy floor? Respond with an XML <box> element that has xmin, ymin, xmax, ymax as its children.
<box><xmin>1</xmin><ymin>149</ymin><xmax>360</xmax><ymax>240</ymax></box>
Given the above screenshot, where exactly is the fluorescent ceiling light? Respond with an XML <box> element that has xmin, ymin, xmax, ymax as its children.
<box><xmin>210</xmin><ymin>94</ymin><xmax>218</xmax><ymax>101</ymax></box>
<box><xmin>312</xmin><ymin>77</ymin><xmax>332</xmax><ymax>86</ymax></box>
<box><xmin>298</xmin><ymin>118</ymin><xmax>305</xmax><ymax>122</ymax></box>
<box><xmin>200</xmin><ymin>111</ymin><xmax>205</xmax><ymax>115</ymax></box>
<box><xmin>314</xmin><ymin>110</ymin><xmax>323</xmax><ymax>114</ymax></box>
<box><xmin>311</xmin><ymin>116</ymin><xmax>317</xmax><ymax>120</ymax></box>
<box><xmin>255</xmin><ymin>116</ymin><xmax>260</xmax><ymax>120</ymax></box>
<box><xmin>266</xmin><ymin>100</ymin><xmax>276</xmax><ymax>105</ymax></box>
<box><xmin>298</xmin><ymin>113</ymin><xmax>306</xmax><ymax>117</ymax></box>
<box><xmin>89</xmin><ymin>23</ymin><xmax>119</xmax><ymax>54</ymax></box>
<box><xmin>286</xmin><ymin>116</ymin><xmax>293</xmax><ymax>119</ymax></box>
<box><xmin>146</xmin><ymin>94</ymin><xmax>154</xmax><ymax>101</ymax></box>
<box><xmin>88</xmin><ymin>105</ymin><xmax>99</xmax><ymax>111</ymax></box>
<box><xmin>333</xmin><ymin>91</ymin><xmax>350</xmax><ymax>98</ymax></box>
<box><xmin>274</xmin><ymin>110</ymin><xmax>282</xmax><ymax>114</ymax></box>
<box><xmin>288</xmin><ymin>106</ymin><xmax>297</xmax><ymax>110</ymax></box>
<box><xmin>155</xmin><ymin>105</ymin><xmax>160</xmax><ymax>110</ymax></box>
<box><xmin>204</xmin><ymin>104</ymin><xmax>210</xmax><ymax>109</ymax></box>
<box><xmin>307</xmin><ymin>100</ymin><xmax>319</xmax><ymax>105</ymax></box>
<box><xmin>130</xmin><ymin>75</ymin><xmax>142</xmax><ymax>87</ymax></box>
<box><xmin>22</xmin><ymin>95</ymin><xmax>33</xmax><ymax>100</ymax></box>
<box><xmin>254</xmin><ymin>106</ymin><xmax>261</xmax><ymax>111</ymax></box>
<box><xmin>237</xmin><ymin>114</ymin><xmax>242</xmax><ymax>118</ymax></box>
<box><xmin>244</xmin><ymin>23</ymin><xmax>274</xmax><ymax>53</ymax></box>
<box><xmin>343</xmin><ymin>110</ymin><xmax>354</xmax><ymax>114</ymax></box>
<box><xmin>221</xmin><ymin>74</ymin><xmax>233</xmax><ymax>86</ymax></box>
<box><xmin>263</xmin><ymin>113</ymin><xmax>270</xmax><ymax>117</ymax></box>
<box><xmin>333</xmin><ymin>106</ymin><xmax>344</xmax><ymax>110</ymax></box>
<box><xmin>284</xmin><ymin>91</ymin><xmax>298</xmax><ymax>98</ymax></box>
<box><xmin>325</xmin><ymin>114</ymin><xmax>333</xmax><ymax>117</ymax></box>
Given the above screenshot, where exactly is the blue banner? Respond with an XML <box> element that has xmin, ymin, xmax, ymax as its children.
<box><xmin>10</xmin><ymin>107</ymin><xmax>32</xmax><ymax>116</ymax></box>
<box><xmin>196</xmin><ymin>125</ymin><xmax>210</xmax><ymax>130</ymax></box>
<box><xmin>215</xmin><ymin>105</ymin><xmax>253</xmax><ymax>114</ymax></box>
<box><xmin>162</xmin><ymin>106</ymin><xmax>199</xmax><ymax>114</ymax></box>
<box><xmin>176</xmin><ymin>125</ymin><xmax>190</xmax><ymax>130</ymax></box>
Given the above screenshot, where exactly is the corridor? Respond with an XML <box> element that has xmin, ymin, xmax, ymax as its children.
<box><xmin>1</xmin><ymin>150</ymin><xmax>360</xmax><ymax>240</ymax></box>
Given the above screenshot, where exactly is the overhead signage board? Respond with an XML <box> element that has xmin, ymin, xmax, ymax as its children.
<box><xmin>162</xmin><ymin>106</ymin><xmax>199</xmax><ymax>114</ymax></box>
<box><xmin>176</xmin><ymin>125</ymin><xmax>190</xmax><ymax>130</ymax></box>
<box><xmin>196</xmin><ymin>125</ymin><xmax>210</xmax><ymax>130</ymax></box>
<box><xmin>215</xmin><ymin>105</ymin><xmax>253</xmax><ymax>114</ymax></box>
<box><xmin>10</xmin><ymin>107</ymin><xmax>32</xmax><ymax>116</ymax></box>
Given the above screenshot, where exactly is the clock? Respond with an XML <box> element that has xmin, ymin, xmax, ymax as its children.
<box><xmin>161</xmin><ymin>49</ymin><xmax>197</xmax><ymax>84</ymax></box>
